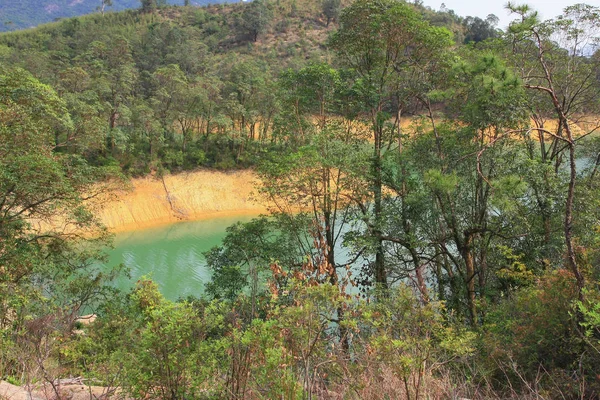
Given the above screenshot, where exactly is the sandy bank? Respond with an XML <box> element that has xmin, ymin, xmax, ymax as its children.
<box><xmin>95</xmin><ymin>169</ymin><xmax>268</xmax><ymax>233</ymax></box>
<box><xmin>0</xmin><ymin>380</ymin><xmax>121</xmax><ymax>400</ymax></box>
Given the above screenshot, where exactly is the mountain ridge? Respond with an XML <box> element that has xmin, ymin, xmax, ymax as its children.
<box><xmin>0</xmin><ymin>0</ymin><xmax>230</xmax><ymax>32</ymax></box>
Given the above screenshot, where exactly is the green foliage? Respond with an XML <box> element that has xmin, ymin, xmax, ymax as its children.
<box><xmin>0</xmin><ymin>0</ymin><xmax>333</xmax><ymax>174</ymax></box>
<box><xmin>578</xmin><ymin>290</ymin><xmax>600</xmax><ymax>341</ymax></box>
<box><xmin>128</xmin><ymin>282</ymin><xmax>201</xmax><ymax>399</ymax></box>
<box><xmin>205</xmin><ymin>264</ymin><xmax>248</xmax><ymax>301</ymax></box>
<box><xmin>423</xmin><ymin>168</ymin><xmax>459</xmax><ymax>194</ymax></box>
<box><xmin>495</xmin><ymin>246</ymin><xmax>535</xmax><ymax>291</ymax></box>
<box><xmin>0</xmin><ymin>66</ymin><xmax>123</xmax><ymax>383</ymax></box>
<box><xmin>321</xmin><ymin>0</ymin><xmax>341</xmax><ymax>26</ymax></box>
<box><xmin>462</xmin><ymin>15</ymin><xmax>500</xmax><ymax>44</ymax></box>
<box><xmin>230</xmin><ymin>280</ymin><xmax>347</xmax><ymax>398</ymax></box>
<box><xmin>0</xmin><ymin>1</ymin><xmax>599</xmax><ymax>397</ymax></box>
<box><xmin>204</xmin><ymin>215</ymin><xmax>307</xmax><ymax>302</ymax></box>
<box><xmin>481</xmin><ymin>270</ymin><xmax>598</xmax><ymax>396</ymax></box>
<box><xmin>239</xmin><ymin>0</ymin><xmax>273</xmax><ymax>42</ymax></box>
<box><xmin>354</xmin><ymin>285</ymin><xmax>476</xmax><ymax>398</ymax></box>
<box><xmin>139</xmin><ymin>0</ymin><xmax>166</xmax><ymax>12</ymax></box>
<box><xmin>0</xmin><ymin>0</ymin><xmax>230</xmax><ymax>32</ymax></box>
<box><xmin>65</xmin><ymin>279</ymin><xmax>229</xmax><ymax>399</ymax></box>
<box><xmin>454</xmin><ymin>53</ymin><xmax>528</xmax><ymax>130</ymax></box>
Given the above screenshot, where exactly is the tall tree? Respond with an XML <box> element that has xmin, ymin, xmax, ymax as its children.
<box><xmin>260</xmin><ymin>64</ymin><xmax>369</xmax><ymax>284</ymax></box>
<box><xmin>240</xmin><ymin>0</ymin><xmax>272</xmax><ymax>42</ymax></box>
<box><xmin>462</xmin><ymin>14</ymin><xmax>500</xmax><ymax>43</ymax></box>
<box><xmin>330</xmin><ymin>0</ymin><xmax>452</xmax><ymax>289</ymax></box>
<box><xmin>429</xmin><ymin>55</ymin><xmax>527</xmax><ymax>323</ymax></box>
<box><xmin>0</xmin><ymin>67</ymin><xmax>121</xmax><ymax>381</ymax></box>
<box><xmin>100</xmin><ymin>0</ymin><xmax>113</xmax><ymax>15</ymax></box>
<box><xmin>82</xmin><ymin>38</ymin><xmax>137</xmax><ymax>156</ymax></box>
<box><xmin>152</xmin><ymin>64</ymin><xmax>188</xmax><ymax>142</ymax></box>
<box><xmin>140</xmin><ymin>0</ymin><xmax>166</xmax><ymax>12</ymax></box>
<box><xmin>507</xmin><ymin>3</ymin><xmax>600</xmax><ymax>302</ymax></box>
<box><xmin>259</xmin><ymin>65</ymin><xmax>370</xmax><ymax>349</ymax></box>
<box><xmin>322</xmin><ymin>0</ymin><xmax>341</xmax><ymax>27</ymax></box>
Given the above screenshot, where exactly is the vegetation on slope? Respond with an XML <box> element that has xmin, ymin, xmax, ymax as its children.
<box><xmin>0</xmin><ymin>0</ymin><xmax>599</xmax><ymax>398</ymax></box>
<box><xmin>0</xmin><ymin>0</ymin><xmax>229</xmax><ymax>32</ymax></box>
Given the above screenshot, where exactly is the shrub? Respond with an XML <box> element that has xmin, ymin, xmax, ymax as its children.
<box><xmin>480</xmin><ymin>270</ymin><xmax>592</xmax><ymax>397</ymax></box>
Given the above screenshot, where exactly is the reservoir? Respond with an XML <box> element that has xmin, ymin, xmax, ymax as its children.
<box><xmin>106</xmin><ymin>215</ymin><xmax>255</xmax><ymax>300</ymax></box>
<box><xmin>105</xmin><ymin>213</ymin><xmax>361</xmax><ymax>299</ymax></box>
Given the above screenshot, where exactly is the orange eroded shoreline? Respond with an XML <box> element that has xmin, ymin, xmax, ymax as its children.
<box><xmin>95</xmin><ymin>169</ymin><xmax>269</xmax><ymax>233</ymax></box>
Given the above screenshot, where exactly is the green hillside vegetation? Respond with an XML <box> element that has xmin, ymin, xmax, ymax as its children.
<box><xmin>0</xmin><ymin>0</ymin><xmax>230</xmax><ymax>32</ymax></box>
<box><xmin>0</xmin><ymin>0</ymin><xmax>500</xmax><ymax>174</ymax></box>
<box><xmin>0</xmin><ymin>0</ymin><xmax>599</xmax><ymax>398</ymax></box>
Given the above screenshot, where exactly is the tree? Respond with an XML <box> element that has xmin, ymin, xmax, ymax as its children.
<box><xmin>126</xmin><ymin>281</ymin><xmax>202</xmax><ymax>400</ymax></box>
<box><xmin>57</xmin><ymin>67</ymin><xmax>107</xmax><ymax>155</ymax></box>
<box><xmin>259</xmin><ymin>127</ymin><xmax>369</xmax><ymax>287</ymax></box>
<box><xmin>330</xmin><ymin>0</ymin><xmax>453</xmax><ymax>289</ymax></box>
<box><xmin>220</xmin><ymin>58</ymin><xmax>271</xmax><ymax>142</ymax></box>
<box><xmin>322</xmin><ymin>0</ymin><xmax>341</xmax><ymax>26</ymax></box>
<box><xmin>259</xmin><ymin>64</ymin><xmax>371</xmax><ymax>286</ymax></box>
<box><xmin>100</xmin><ymin>0</ymin><xmax>113</xmax><ymax>15</ymax></box>
<box><xmin>240</xmin><ymin>0</ymin><xmax>272</xmax><ymax>42</ymax></box>
<box><xmin>424</xmin><ymin>54</ymin><xmax>527</xmax><ymax>323</ymax></box>
<box><xmin>139</xmin><ymin>0</ymin><xmax>166</xmax><ymax>12</ymax></box>
<box><xmin>507</xmin><ymin>3</ymin><xmax>600</xmax><ymax>303</ymax></box>
<box><xmin>70</xmin><ymin>280</ymin><xmax>226</xmax><ymax>400</ymax></box>
<box><xmin>462</xmin><ymin>14</ymin><xmax>500</xmax><ymax>43</ymax></box>
<box><xmin>152</xmin><ymin>64</ymin><xmax>188</xmax><ymax>142</ymax></box>
<box><xmin>241</xmin><ymin>64</ymin><xmax>371</xmax><ymax>350</ymax></box>
<box><xmin>204</xmin><ymin>216</ymin><xmax>293</xmax><ymax>303</ymax></box>
<box><xmin>82</xmin><ymin>38</ymin><xmax>137</xmax><ymax>156</ymax></box>
<box><xmin>140</xmin><ymin>0</ymin><xmax>155</xmax><ymax>12</ymax></box>
<box><xmin>0</xmin><ymin>67</ymin><xmax>121</xmax><ymax>382</ymax></box>
<box><xmin>279</xmin><ymin>62</ymin><xmax>342</xmax><ymax>140</ymax></box>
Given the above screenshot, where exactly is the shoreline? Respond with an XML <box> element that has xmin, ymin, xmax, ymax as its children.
<box><xmin>107</xmin><ymin>208</ymin><xmax>268</xmax><ymax>234</ymax></box>
<box><xmin>94</xmin><ymin>169</ymin><xmax>269</xmax><ymax>234</ymax></box>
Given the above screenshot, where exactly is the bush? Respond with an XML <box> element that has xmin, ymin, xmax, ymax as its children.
<box><xmin>63</xmin><ymin>280</ymin><xmax>229</xmax><ymax>399</ymax></box>
<box><xmin>348</xmin><ymin>286</ymin><xmax>476</xmax><ymax>399</ymax></box>
<box><xmin>480</xmin><ymin>270</ymin><xmax>596</xmax><ymax>397</ymax></box>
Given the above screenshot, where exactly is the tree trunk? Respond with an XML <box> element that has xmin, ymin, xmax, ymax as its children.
<box><xmin>372</xmin><ymin>117</ymin><xmax>386</xmax><ymax>290</ymax></box>
<box><xmin>565</xmin><ymin>136</ymin><xmax>584</xmax><ymax>302</ymax></box>
<box><xmin>461</xmin><ymin>233</ymin><xmax>477</xmax><ymax>325</ymax></box>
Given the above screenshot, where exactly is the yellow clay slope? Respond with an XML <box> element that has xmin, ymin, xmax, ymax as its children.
<box><xmin>96</xmin><ymin>169</ymin><xmax>267</xmax><ymax>233</ymax></box>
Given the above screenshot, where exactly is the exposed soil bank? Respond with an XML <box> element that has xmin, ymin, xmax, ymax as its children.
<box><xmin>96</xmin><ymin>169</ymin><xmax>267</xmax><ymax>233</ymax></box>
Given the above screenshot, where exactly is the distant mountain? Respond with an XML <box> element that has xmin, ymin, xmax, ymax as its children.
<box><xmin>0</xmin><ymin>0</ymin><xmax>230</xmax><ymax>32</ymax></box>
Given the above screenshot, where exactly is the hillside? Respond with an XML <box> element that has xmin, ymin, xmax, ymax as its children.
<box><xmin>0</xmin><ymin>0</ymin><xmax>229</xmax><ymax>32</ymax></box>
<box><xmin>0</xmin><ymin>0</ymin><xmax>344</xmax><ymax>176</ymax></box>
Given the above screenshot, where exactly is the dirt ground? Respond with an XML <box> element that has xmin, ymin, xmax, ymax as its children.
<box><xmin>0</xmin><ymin>380</ymin><xmax>120</xmax><ymax>400</ymax></box>
<box><xmin>93</xmin><ymin>169</ymin><xmax>269</xmax><ymax>233</ymax></box>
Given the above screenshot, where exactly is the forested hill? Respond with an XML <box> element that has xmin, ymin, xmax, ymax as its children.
<box><xmin>0</xmin><ymin>0</ymin><xmax>349</xmax><ymax>174</ymax></box>
<box><xmin>0</xmin><ymin>0</ymin><xmax>494</xmax><ymax>175</ymax></box>
<box><xmin>0</xmin><ymin>0</ymin><xmax>229</xmax><ymax>32</ymax></box>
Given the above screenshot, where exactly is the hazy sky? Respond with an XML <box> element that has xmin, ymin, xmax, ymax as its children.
<box><xmin>420</xmin><ymin>0</ymin><xmax>582</xmax><ymax>28</ymax></box>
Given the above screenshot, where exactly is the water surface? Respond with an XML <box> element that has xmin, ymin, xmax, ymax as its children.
<box><xmin>106</xmin><ymin>215</ymin><xmax>255</xmax><ymax>300</ymax></box>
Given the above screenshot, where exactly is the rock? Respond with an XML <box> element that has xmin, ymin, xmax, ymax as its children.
<box><xmin>0</xmin><ymin>381</ymin><xmax>43</xmax><ymax>400</ymax></box>
<box><xmin>74</xmin><ymin>314</ymin><xmax>97</xmax><ymax>325</ymax></box>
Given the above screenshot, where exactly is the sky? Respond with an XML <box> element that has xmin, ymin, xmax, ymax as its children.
<box><xmin>419</xmin><ymin>0</ymin><xmax>582</xmax><ymax>29</ymax></box>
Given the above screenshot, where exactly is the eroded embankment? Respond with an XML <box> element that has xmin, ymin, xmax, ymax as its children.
<box><xmin>95</xmin><ymin>169</ymin><xmax>268</xmax><ymax>233</ymax></box>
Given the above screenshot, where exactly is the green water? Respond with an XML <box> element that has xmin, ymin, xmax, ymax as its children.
<box><xmin>106</xmin><ymin>215</ymin><xmax>255</xmax><ymax>300</ymax></box>
<box><xmin>105</xmin><ymin>156</ymin><xmax>597</xmax><ymax>300</ymax></box>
